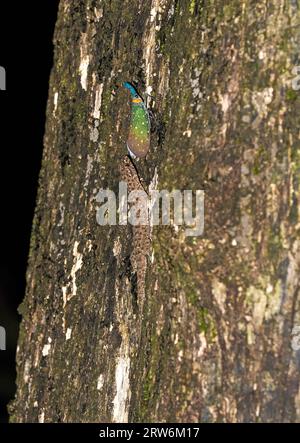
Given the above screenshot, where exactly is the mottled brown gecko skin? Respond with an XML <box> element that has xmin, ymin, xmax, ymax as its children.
<box><xmin>119</xmin><ymin>156</ymin><xmax>151</xmax><ymax>303</ymax></box>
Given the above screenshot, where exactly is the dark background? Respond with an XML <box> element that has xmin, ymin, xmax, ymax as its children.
<box><xmin>0</xmin><ymin>0</ymin><xmax>59</xmax><ymax>422</ymax></box>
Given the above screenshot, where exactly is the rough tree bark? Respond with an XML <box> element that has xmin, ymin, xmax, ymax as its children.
<box><xmin>10</xmin><ymin>0</ymin><xmax>300</xmax><ymax>423</ymax></box>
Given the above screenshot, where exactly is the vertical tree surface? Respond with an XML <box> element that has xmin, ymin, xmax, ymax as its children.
<box><xmin>10</xmin><ymin>0</ymin><xmax>300</xmax><ymax>422</ymax></box>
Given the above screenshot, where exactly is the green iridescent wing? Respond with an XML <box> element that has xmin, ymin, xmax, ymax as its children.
<box><xmin>123</xmin><ymin>82</ymin><xmax>150</xmax><ymax>158</ymax></box>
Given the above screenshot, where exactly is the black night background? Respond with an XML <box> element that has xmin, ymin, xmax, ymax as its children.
<box><xmin>0</xmin><ymin>1</ymin><xmax>60</xmax><ymax>423</ymax></box>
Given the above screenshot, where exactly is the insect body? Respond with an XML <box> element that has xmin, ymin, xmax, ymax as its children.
<box><xmin>123</xmin><ymin>82</ymin><xmax>150</xmax><ymax>158</ymax></box>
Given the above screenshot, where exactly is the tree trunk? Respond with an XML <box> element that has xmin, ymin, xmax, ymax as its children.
<box><xmin>10</xmin><ymin>0</ymin><xmax>300</xmax><ymax>423</ymax></box>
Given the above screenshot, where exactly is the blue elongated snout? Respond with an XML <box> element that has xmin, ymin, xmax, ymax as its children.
<box><xmin>123</xmin><ymin>82</ymin><xmax>139</xmax><ymax>98</ymax></box>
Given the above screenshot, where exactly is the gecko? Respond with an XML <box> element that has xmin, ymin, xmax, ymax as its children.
<box><xmin>119</xmin><ymin>156</ymin><xmax>150</xmax><ymax>304</ymax></box>
<box><xmin>120</xmin><ymin>82</ymin><xmax>151</xmax><ymax>305</ymax></box>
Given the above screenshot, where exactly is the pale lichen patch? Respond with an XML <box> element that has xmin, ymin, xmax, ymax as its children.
<box><xmin>93</xmin><ymin>83</ymin><xmax>104</xmax><ymax>119</ymax></box>
<box><xmin>57</xmin><ymin>202</ymin><xmax>65</xmax><ymax>227</ymax></box>
<box><xmin>90</xmin><ymin>125</ymin><xmax>99</xmax><ymax>143</ymax></box>
<box><xmin>113</xmin><ymin>238</ymin><xmax>122</xmax><ymax>257</ymax></box>
<box><xmin>53</xmin><ymin>92</ymin><xmax>58</xmax><ymax>114</ymax></box>
<box><xmin>24</xmin><ymin>360</ymin><xmax>31</xmax><ymax>384</ymax></box>
<box><xmin>198</xmin><ymin>332</ymin><xmax>207</xmax><ymax>357</ymax></box>
<box><xmin>251</xmin><ymin>87</ymin><xmax>274</xmax><ymax>127</ymax></box>
<box><xmin>65</xmin><ymin>328</ymin><xmax>72</xmax><ymax>341</ymax></box>
<box><xmin>219</xmin><ymin>93</ymin><xmax>230</xmax><ymax>114</ymax></box>
<box><xmin>61</xmin><ymin>242</ymin><xmax>84</xmax><ymax>331</ymax></box>
<box><xmin>183</xmin><ymin>129</ymin><xmax>192</xmax><ymax>138</ymax></box>
<box><xmin>38</xmin><ymin>410</ymin><xmax>45</xmax><ymax>423</ymax></box>
<box><xmin>42</xmin><ymin>343</ymin><xmax>51</xmax><ymax>357</ymax></box>
<box><xmin>112</xmin><ymin>341</ymin><xmax>131</xmax><ymax>423</ymax></box>
<box><xmin>97</xmin><ymin>374</ymin><xmax>104</xmax><ymax>391</ymax></box>
<box><xmin>94</xmin><ymin>6</ymin><xmax>103</xmax><ymax>21</ymax></box>
<box><xmin>245</xmin><ymin>277</ymin><xmax>282</xmax><ymax>333</ymax></box>
<box><xmin>79</xmin><ymin>33</ymin><xmax>89</xmax><ymax>91</ymax></box>
<box><xmin>62</xmin><ymin>286</ymin><xmax>68</xmax><ymax>309</ymax></box>
<box><xmin>70</xmin><ymin>241</ymin><xmax>83</xmax><ymax>297</ymax></box>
